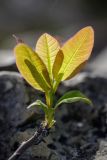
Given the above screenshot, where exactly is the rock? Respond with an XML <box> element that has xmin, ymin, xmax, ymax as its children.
<box><xmin>0</xmin><ymin>71</ymin><xmax>29</xmax><ymax>126</ymax></box>
<box><xmin>0</xmin><ymin>71</ymin><xmax>59</xmax><ymax>160</ymax></box>
<box><xmin>1</xmin><ymin>71</ymin><xmax>107</xmax><ymax>160</ymax></box>
<box><xmin>55</xmin><ymin>72</ymin><xmax>107</xmax><ymax>160</ymax></box>
<box><xmin>0</xmin><ymin>71</ymin><xmax>30</xmax><ymax>160</ymax></box>
<box><xmin>95</xmin><ymin>140</ymin><xmax>107</xmax><ymax>160</ymax></box>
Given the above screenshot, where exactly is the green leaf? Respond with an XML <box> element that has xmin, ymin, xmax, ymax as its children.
<box><xmin>27</xmin><ymin>100</ymin><xmax>56</xmax><ymax>128</ymax></box>
<box><xmin>52</xmin><ymin>50</ymin><xmax>64</xmax><ymax>92</ymax></box>
<box><xmin>52</xmin><ymin>50</ymin><xmax>64</xmax><ymax>80</ymax></box>
<box><xmin>55</xmin><ymin>90</ymin><xmax>93</xmax><ymax>109</ymax></box>
<box><xmin>59</xmin><ymin>27</ymin><xmax>94</xmax><ymax>81</ymax></box>
<box><xmin>53</xmin><ymin>73</ymin><xmax>64</xmax><ymax>93</ymax></box>
<box><xmin>35</xmin><ymin>33</ymin><xmax>60</xmax><ymax>80</ymax></box>
<box><xmin>27</xmin><ymin>100</ymin><xmax>48</xmax><ymax>114</ymax></box>
<box><xmin>14</xmin><ymin>43</ymin><xmax>51</xmax><ymax>92</ymax></box>
<box><xmin>25</xmin><ymin>60</ymin><xmax>50</xmax><ymax>92</ymax></box>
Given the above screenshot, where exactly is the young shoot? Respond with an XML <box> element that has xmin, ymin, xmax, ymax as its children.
<box><xmin>8</xmin><ymin>26</ymin><xmax>94</xmax><ymax>160</ymax></box>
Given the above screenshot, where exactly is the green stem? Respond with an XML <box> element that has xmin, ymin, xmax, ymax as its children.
<box><xmin>45</xmin><ymin>90</ymin><xmax>54</xmax><ymax>108</ymax></box>
<box><xmin>45</xmin><ymin>90</ymin><xmax>56</xmax><ymax>128</ymax></box>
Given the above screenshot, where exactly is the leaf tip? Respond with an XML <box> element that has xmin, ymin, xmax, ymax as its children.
<box><xmin>84</xmin><ymin>25</ymin><xmax>94</xmax><ymax>30</ymax></box>
<box><xmin>41</xmin><ymin>32</ymin><xmax>51</xmax><ymax>38</ymax></box>
<box><xmin>84</xmin><ymin>26</ymin><xmax>94</xmax><ymax>37</ymax></box>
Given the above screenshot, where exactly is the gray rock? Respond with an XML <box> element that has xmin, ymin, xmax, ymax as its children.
<box><xmin>0</xmin><ymin>71</ymin><xmax>29</xmax><ymax>126</ymax></box>
<box><xmin>0</xmin><ymin>71</ymin><xmax>59</xmax><ymax>160</ymax></box>
<box><xmin>0</xmin><ymin>71</ymin><xmax>27</xmax><ymax>160</ymax></box>
<box><xmin>95</xmin><ymin>140</ymin><xmax>107</xmax><ymax>160</ymax></box>
<box><xmin>1</xmin><ymin>71</ymin><xmax>107</xmax><ymax>160</ymax></box>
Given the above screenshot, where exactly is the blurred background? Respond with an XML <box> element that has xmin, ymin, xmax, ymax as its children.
<box><xmin>0</xmin><ymin>0</ymin><xmax>107</xmax><ymax>76</ymax></box>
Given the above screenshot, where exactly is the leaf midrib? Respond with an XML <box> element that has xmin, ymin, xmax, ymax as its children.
<box><xmin>44</xmin><ymin>34</ymin><xmax>52</xmax><ymax>78</ymax></box>
<box><xmin>62</xmin><ymin>31</ymin><xmax>88</xmax><ymax>76</ymax></box>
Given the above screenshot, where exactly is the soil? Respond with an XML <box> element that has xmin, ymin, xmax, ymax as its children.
<box><xmin>0</xmin><ymin>71</ymin><xmax>107</xmax><ymax>160</ymax></box>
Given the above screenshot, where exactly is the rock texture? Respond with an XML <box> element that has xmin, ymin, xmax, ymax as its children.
<box><xmin>0</xmin><ymin>71</ymin><xmax>107</xmax><ymax>160</ymax></box>
<box><xmin>0</xmin><ymin>71</ymin><xmax>28</xmax><ymax>160</ymax></box>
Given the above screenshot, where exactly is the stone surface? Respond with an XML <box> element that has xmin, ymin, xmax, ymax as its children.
<box><xmin>0</xmin><ymin>71</ymin><xmax>30</xmax><ymax>160</ymax></box>
<box><xmin>95</xmin><ymin>140</ymin><xmax>107</xmax><ymax>160</ymax></box>
<box><xmin>1</xmin><ymin>71</ymin><xmax>107</xmax><ymax>160</ymax></box>
<box><xmin>0</xmin><ymin>71</ymin><xmax>59</xmax><ymax>160</ymax></box>
<box><xmin>0</xmin><ymin>71</ymin><xmax>30</xmax><ymax>126</ymax></box>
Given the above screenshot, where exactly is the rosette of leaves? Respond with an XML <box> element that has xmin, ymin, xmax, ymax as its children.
<box><xmin>14</xmin><ymin>26</ymin><xmax>94</xmax><ymax>128</ymax></box>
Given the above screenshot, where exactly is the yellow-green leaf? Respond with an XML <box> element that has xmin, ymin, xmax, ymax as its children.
<box><xmin>65</xmin><ymin>61</ymin><xmax>87</xmax><ymax>80</ymax></box>
<box><xmin>35</xmin><ymin>33</ymin><xmax>60</xmax><ymax>79</ymax></box>
<box><xmin>52</xmin><ymin>50</ymin><xmax>64</xmax><ymax>80</ymax></box>
<box><xmin>14</xmin><ymin>43</ymin><xmax>50</xmax><ymax>92</ymax></box>
<box><xmin>59</xmin><ymin>26</ymin><xmax>94</xmax><ymax>81</ymax></box>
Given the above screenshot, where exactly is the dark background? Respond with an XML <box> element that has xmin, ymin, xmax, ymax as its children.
<box><xmin>0</xmin><ymin>0</ymin><xmax>107</xmax><ymax>74</ymax></box>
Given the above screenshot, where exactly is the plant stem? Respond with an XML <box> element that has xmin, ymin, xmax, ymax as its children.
<box><xmin>8</xmin><ymin>122</ymin><xmax>50</xmax><ymax>160</ymax></box>
<box><xmin>45</xmin><ymin>90</ymin><xmax>54</xmax><ymax>107</ymax></box>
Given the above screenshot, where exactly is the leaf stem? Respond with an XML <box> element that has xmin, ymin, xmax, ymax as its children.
<box><xmin>45</xmin><ymin>90</ymin><xmax>54</xmax><ymax>108</ymax></box>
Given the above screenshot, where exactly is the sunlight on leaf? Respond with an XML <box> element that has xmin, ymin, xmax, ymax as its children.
<box><xmin>25</xmin><ymin>59</ymin><xmax>50</xmax><ymax>92</ymax></box>
<box><xmin>14</xmin><ymin>27</ymin><xmax>94</xmax><ymax>128</ymax></box>
<box><xmin>35</xmin><ymin>33</ymin><xmax>60</xmax><ymax>80</ymax></box>
<box><xmin>52</xmin><ymin>50</ymin><xmax>64</xmax><ymax>80</ymax></box>
<box><xmin>14</xmin><ymin>43</ymin><xmax>50</xmax><ymax>92</ymax></box>
<box><xmin>59</xmin><ymin>26</ymin><xmax>94</xmax><ymax>81</ymax></box>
